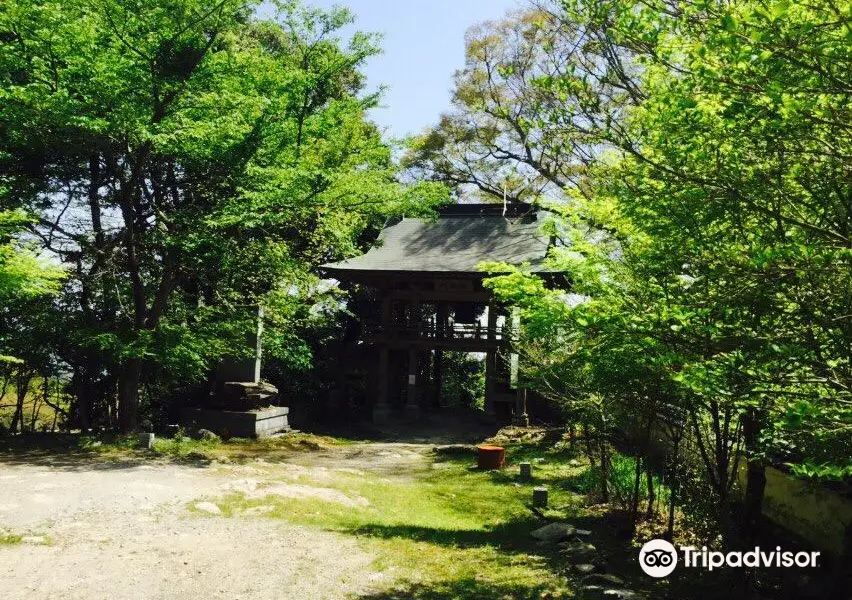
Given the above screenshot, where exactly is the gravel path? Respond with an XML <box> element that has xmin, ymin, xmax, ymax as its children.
<box><xmin>0</xmin><ymin>442</ymin><xmax>433</xmax><ymax>600</ymax></box>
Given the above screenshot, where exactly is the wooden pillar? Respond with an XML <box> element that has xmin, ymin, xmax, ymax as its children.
<box><xmin>510</xmin><ymin>306</ymin><xmax>528</xmax><ymax>425</ymax></box>
<box><xmin>433</xmin><ymin>301</ymin><xmax>447</xmax><ymax>408</ymax></box>
<box><xmin>373</xmin><ymin>294</ymin><xmax>391</xmax><ymax>423</ymax></box>
<box><xmin>433</xmin><ymin>349</ymin><xmax>443</xmax><ymax>408</ymax></box>
<box><xmin>484</xmin><ymin>349</ymin><xmax>496</xmax><ymax>418</ymax></box>
<box><xmin>411</xmin><ymin>296</ymin><xmax>421</xmax><ymax>336</ymax></box>
<box><xmin>406</xmin><ymin>346</ymin><xmax>420</xmax><ymax>416</ymax></box>
<box><xmin>406</xmin><ymin>296</ymin><xmax>421</xmax><ymax>417</ymax></box>
<box><xmin>437</xmin><ymin>302</ymin><xmax>447</xmax><ymax>338</ymax></box>
<box><xmin>484</xmin><ymin>303</ymin><xmax>497</xmax><ymax>419</ymax></box>
<box><xmin>486</xmin><ymin>303</ymin><xmax>497</xmax><ymax>342</ymax></box>
<box><xmin>513</xmin><ymin>387</ymin><xmax>529</xmax><ymax>426</ymax></box>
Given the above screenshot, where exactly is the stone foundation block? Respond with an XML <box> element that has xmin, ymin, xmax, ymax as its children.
<box><xmin>181</xmin><ymin>406</ymin><xmax>289</xmax><ymax>438</ymax></box>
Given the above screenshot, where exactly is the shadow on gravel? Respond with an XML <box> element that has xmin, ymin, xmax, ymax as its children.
<box><xmin>0</xmin><ymin>433</ymin><xmax>210</xmax><ymax>471</ymax></box>
<box><xmin>313</xmin><ymin>412</ymin><xmax>501</xmax><ymax>445</ymax></box>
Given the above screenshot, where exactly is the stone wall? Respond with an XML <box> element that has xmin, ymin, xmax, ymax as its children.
<box><xmin>737</xmin><ymin>463</ymin><xmax>852</xmax><ymax>557</ymax></box>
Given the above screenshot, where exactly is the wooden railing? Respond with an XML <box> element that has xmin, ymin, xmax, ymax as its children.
<box><xmin>362</xmin><ymin>320</ymin><xmax>510</xmax><ymax>343</ymax></box>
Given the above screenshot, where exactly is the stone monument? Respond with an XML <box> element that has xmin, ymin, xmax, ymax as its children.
<box><xmin>181</xmin><ymin>307</ymin><xmax>290</xmax><ymax>437</ymax></box>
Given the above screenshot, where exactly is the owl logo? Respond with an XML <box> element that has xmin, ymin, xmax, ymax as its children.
<box><xmin>639</xmin><ymin>539</ymin><xmax>678</xmax><ymax>577</ymax></box>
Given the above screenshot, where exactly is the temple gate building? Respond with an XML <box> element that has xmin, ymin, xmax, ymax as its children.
<box><xmin>321</xmin><ymin>202</ymin><xmax>555</xmax><ymax>424</ymax></box>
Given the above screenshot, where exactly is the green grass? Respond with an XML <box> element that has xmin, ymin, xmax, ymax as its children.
<box><xmin>0</xmin><ymin>531</ymin><xmax>22</xmax><ymax>545</ymax></box>
<box><xmin>565</xmin><ymin>452</ymin><xmax>672</xmax><ymax>513</ymax></box>
<box><xmin>1</xmin><ymin>428</ymin><xmax>804</xmax><ymax>598</ymax></box>
<box><xmin>151</xmin><ymin>431</ymin><xmax>352</xmax><ymax>461</ymax></box>
<box><xmin>195</xmin><ymin>445</ymin><xmax>589</xmax><ymax>598</ymax></box>
<box><xmin>0</xmin><ymin>430</ymin><xmax>354</xmax><ymax>469</ymax></box>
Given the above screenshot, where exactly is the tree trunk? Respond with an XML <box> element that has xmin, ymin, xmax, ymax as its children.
<box><xmin>631</xmin><ymin>455</ymin><xmax>643</xmax><ymax>527</ymax></box>
<box><xmin>117</xmin><ymin>358</ymin><xmax>142</xmax><ymax>433</ymax></box>
<box><xmin>10</xmin><ymin>369</ymin><xmax>32</xmax><ymax>434</ymax></box>
<box><xmin>41</xmin><ymin>374</ymin><xmax>67</xmax><ymax>431</ymax></box>
<box><xmin>9</xmin><ymin>392</ymin><xmax>23</xmax><ymax>434</ymax></box>
<box><xmin>71</xmin><ymin>368</ymin><xmax>91</xmax><ymax>432</ymax></box>
<box><xmin>666</xmin><ymin>475</ymin><xmax>677</xmax><ymax>541</ymax></box>
<box><xmin>741</xmin><ymin>408</ymin><xmax>766</xmax><ymax>537</ymax></box>
<box><xmin>0</xmin><ymin>370</ymin><xmax>10</xmax><ymax>404</ymax></box>
<box><xmin>582</xmin><ymin>423</ymin><xmax>596</xmax><ymax>467</ymax></box>
<box><xmin>646</xmin><ymin>469</ymin><xmax>656</xmax><ymax>519</ymax></box>
<box><xmin>599</xmin><ymin>438</ymin><xmax>610</xmax><ymax>503</ymax></box>
<box><xmin>30</xmin><ymin>394</ymin><xmax>42</xmax><ymax>431</ymax></box>
<box><xmin>665</xmin><ymin>433</ymin><xmax>682</xmax><ymax>541</ymax></box>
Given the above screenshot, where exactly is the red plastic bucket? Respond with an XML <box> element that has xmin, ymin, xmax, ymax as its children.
<box><xmin>477</xmin><ymin>445</ymin><xmax>505</xmax><ymax>470</ymax></box>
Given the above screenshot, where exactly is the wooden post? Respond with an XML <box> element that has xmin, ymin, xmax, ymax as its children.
<box><xmin>411</xmin><ymin>296</ymin><xmax>421</xmax><ymax>337</ymax></box>
<box><xmin>513</xmin><ymin>387</ymin><xmax>529</xmax><ymax>426</ymax></box>
<box><xmin>406</xmin><ymin>346</ymin><xmax>420</xmax><ymax>417</ymax></box>
<box><xmin>405</xmin><ymin>296</ymin><xmax>422</xmax><ymax>418</ymax></box>
<box><xmin>437</xmin><ymin>302</ymin><xmax>447</xmax><ymax>339</ymax></box>
<box><xmin>434</xmin><ymin>301</ymin><xmax>446</xmax><ymax>408</ymax></box>
<box><xmin>433</xmin><ymin>349</ymin><xmax>443</xmax><ymax>408</ymax></box>
<box><xmin>511</xmin><ymin>306</ymin><xmax>528</xmax><ymax>425</ymax></box>
<box><xmin>486</xmin><ymin>303</ymin><xmax>497</xmax><ymax>341</ymax></box>
<box><xmin>484</xmin><ymin>303</ymin><xmax>497</xmax><ymax>420</ymax></box>
<box><xmin>373</xmin><ymin>294</ymin><xmax>391</xmax><ymax>423</ymax></box>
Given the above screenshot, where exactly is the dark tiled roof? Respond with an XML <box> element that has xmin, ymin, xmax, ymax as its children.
<box><xmin>322</xmin><ymin>204</ymin><xmax>552</xmax><ymax>276</ymax></box>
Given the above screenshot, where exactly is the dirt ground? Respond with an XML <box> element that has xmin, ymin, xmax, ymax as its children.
<box><xmin>0</xmin><ymin>440</ymin><xmax>441</xmax><ymax>600</ymax></box>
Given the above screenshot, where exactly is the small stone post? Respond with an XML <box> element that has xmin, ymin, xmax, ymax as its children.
<box><xmin>138</xmin><ymin>432</ymin><xmax>155</xmax><ymax>449</ymax></box>
<box><xmin>519</xmin><ymin>461</ymin><xmax>532</xmax><ymax>481</ymax></box>
<box><xmin>533</xmin><ymin>486</ymin><xmax>548</xmax><ymax>508</ymax></box>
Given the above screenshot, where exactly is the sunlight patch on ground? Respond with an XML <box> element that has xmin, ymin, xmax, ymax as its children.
<box><xmin>190</xmin><ymin>442</ymin><xmax>582</xmax><ymax>598</ymax></box>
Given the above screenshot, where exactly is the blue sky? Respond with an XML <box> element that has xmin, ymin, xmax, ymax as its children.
<box><xmin>306</xmin><ymin>0</ymin><xmax>522</xmax><ymax>139</ymax></box>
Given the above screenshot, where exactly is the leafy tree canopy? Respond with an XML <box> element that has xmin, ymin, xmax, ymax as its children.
<box><xmin>416</xmin><ymin>0</ymin><xmax>850</xmax><ymax>533</ymax></box>
<box><xmin>0</xmin><ymin>0</ymin><xmax>446</xmax><ymax>429</ymax></box>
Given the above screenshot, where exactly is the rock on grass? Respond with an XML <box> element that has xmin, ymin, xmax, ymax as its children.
<box><xmin>581</xmin><ymin>573</ymin><xmax>625</xmax><ymax>587</ymax></box>
<box><xmin>433</xmin><ymin>444</ymin><xmax>476</xmax><ymax>456</ymax></box>
<box><xmin>574</xmin><ymin>563</ymin><xmax>597</xmax><ymax>574</ymax></box>
<box><xmin>531</xmin><ymin>522</ymin><xmax>576</xmax><ymax>542</ymax></box>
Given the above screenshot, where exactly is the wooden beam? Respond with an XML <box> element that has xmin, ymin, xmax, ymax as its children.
<box><xmin>387</xmin><ymin>290</ymin><xmax>492</xmax><ymax>303</ymax></box>
<box><xmin>371</xmin><ymin>338</ymin><xmax>505</xmax><ymax>351</ymax></box>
